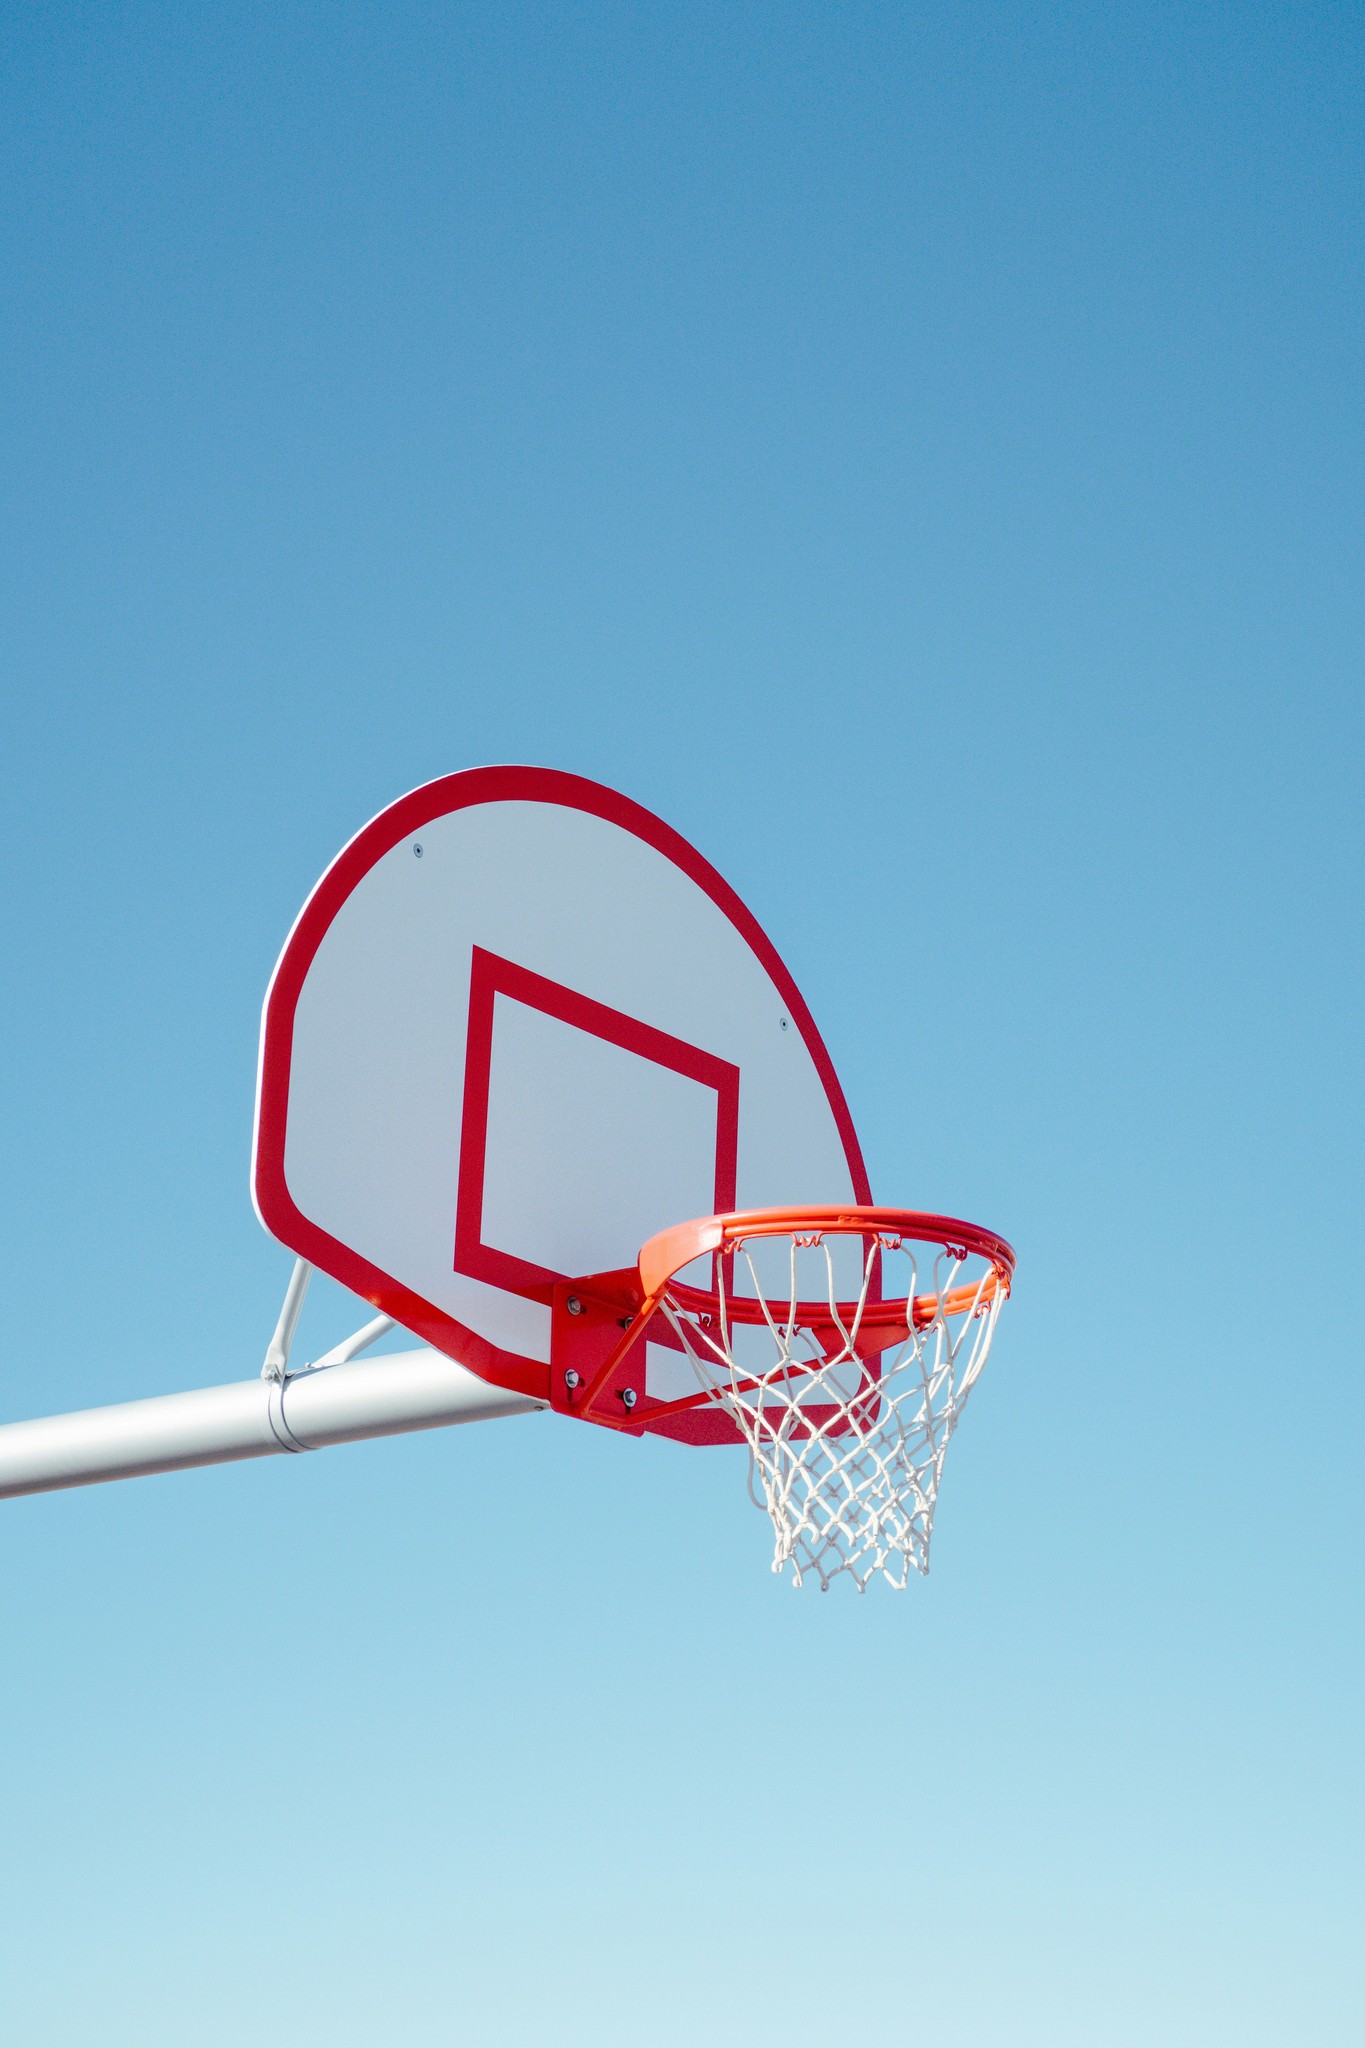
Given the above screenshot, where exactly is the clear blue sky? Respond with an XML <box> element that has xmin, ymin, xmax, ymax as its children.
<box><xmin>1</xmin><ymin>5</ymin><xmax>1361</xmax><ymax>2042</ymax></box>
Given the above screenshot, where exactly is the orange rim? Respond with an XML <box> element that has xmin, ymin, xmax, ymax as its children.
<box><xmin>639</xmin><ymin>1205</ymin><xmax>1015</xmax><ymax>1304</ymax></box>
<box><xmin>575</xmin><ymin>1206</ymin><xmax>1014</xmax><ymax>1428</ymax></box>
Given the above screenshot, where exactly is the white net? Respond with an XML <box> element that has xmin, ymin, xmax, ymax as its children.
<box><xmin>659</xmin><ymin>1227</ymin><xmax>1007</xmax><ymax>1591</ymax></box>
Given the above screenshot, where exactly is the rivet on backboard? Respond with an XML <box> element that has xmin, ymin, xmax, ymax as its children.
<box><xmin>412</xmin><ymin>842</ymin><xmax>424</xmax><ymax>857</ymax></box>
<box><xmin>621</xmin><ymin>1387</ymin><xmax>637</xmax><ymax>1410</ymax></box>
<box><xmin>563</xmin><ymin>1369</ymin><xmax>580</xmax><ymax>1390</ymax></box>
<box><xmin>779</xmin><ymin>1017</ymin><xmax>788</xmax><ymax>1030</ymax></box>
<box><xmin>566</xmin><ymin>1295</ymin><xmax>583</xmax><ymax>1316</ymax></box>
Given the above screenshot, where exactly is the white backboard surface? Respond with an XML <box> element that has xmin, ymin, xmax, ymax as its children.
<box><xmin>253</xmin><ymin>768</ymin><xmax>870</xmax><ymax>1424</ymax></box>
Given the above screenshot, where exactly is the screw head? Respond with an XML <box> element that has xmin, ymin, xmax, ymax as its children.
<box><xmin>566</xmin><ymin>1295</ymin><xmax>583</xmax><ymax>1316</ymax></box>
<box><xmin>563</xmin><ymin>1368</ymin><xmax>580</xmax><ymax>1390</ymax></box>
<box><xmin>413</xmin><ymin>842</ymin><xmax>424</xmax><ymax>857</ymax></box>
<box><xmin>621</xmin><ymin>1387</ymin><xmax>637</xmax><ymax>1410</ymax></box>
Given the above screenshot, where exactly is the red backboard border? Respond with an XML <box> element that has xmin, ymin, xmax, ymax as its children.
<box><xmin>252</xmin><ymin>767</ymin><xmax>872</xmax><ymax>1412</ymax></box>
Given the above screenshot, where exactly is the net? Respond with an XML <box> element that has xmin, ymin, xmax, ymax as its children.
<box><xmin>654</xmin><ymin>1216</ymin><xmax>1012</xmax><ymax>1591</ymax></box>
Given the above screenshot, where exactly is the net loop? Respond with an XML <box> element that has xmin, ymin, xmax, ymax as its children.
<box><xmin>642</xmin><ymin>1206</ymin><xmax>1014</xmax><ymax>1593</ymax></box>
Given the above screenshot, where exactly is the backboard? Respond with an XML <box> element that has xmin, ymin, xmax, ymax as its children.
<box><xmin>252</xmin><ymin>767</ymin><xmax>871</xmax><ymax>1442</ymax></box>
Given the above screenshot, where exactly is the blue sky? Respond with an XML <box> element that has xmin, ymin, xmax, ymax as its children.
<box><xmin>1</xmin><ymin>4</ymin><xmax>1362</xmax><ymax>2042</ymax></box>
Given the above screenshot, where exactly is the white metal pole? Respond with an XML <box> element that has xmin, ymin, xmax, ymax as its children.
<box><xmin>0</xmin><ymin>1348</ymin><xmax>545</xmax><ymax>1501</ymax></box>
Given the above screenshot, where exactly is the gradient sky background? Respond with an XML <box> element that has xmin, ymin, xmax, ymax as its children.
<box><xmin>1</xmin><ymin>5</ymin><xmax>1362</xmax><ymax>2043</ymax></box>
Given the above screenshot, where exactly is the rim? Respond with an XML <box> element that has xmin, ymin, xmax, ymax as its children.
<box><xmin>638</xmin><ymin>1205</ymin><xmax>1015</xmax><ymax>1304</ymax></box>
<box><xmin>573</xmin><ymin>1206</ymin><xmax>1014</xmax><ymax>1429</ymax></box>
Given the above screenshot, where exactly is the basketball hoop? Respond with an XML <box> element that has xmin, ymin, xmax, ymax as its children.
<box><xmin>1</xmin><ymin>771</ymin><xmax>1018</xmax><ymax>1553</ymax></box>
<box><xmin>573</xmin><ymin>1207</ymin><xmax>1015</xmax><ymax>1591</ymax></box>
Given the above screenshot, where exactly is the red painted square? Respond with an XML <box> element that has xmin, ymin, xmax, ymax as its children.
<box><xmin>454</xmin><ymin>948</ymin><xmax>740</xmax><ymax>1301</ymax></box>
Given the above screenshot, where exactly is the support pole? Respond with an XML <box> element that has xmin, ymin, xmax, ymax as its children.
<box><xmin>0</xmin><ymin>1348</ymin><xmax>545</xmax><ymax>1501</ymax></box>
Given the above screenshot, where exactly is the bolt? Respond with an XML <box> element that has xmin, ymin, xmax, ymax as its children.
<box><xmin>413</xmin><ymin>842</ymin><xmax>424</xmax><ymax>857</ymax></box>
<box><xmin>566</xmin><ymin>1295</ymin><xmax>583</xmax><ymax>1316</ymax></box>
<box><xmin>563</xmin><ymin>1369</ymin><xmax>580</xmax><ymax>1390</ymax></box>
<box><xmin>779</xmin><ymin>1016</ymin><xmax>788</xmax><ymax>1030</ymax></box>
<box><xmin>621</xmin><ymin>1387</ymin><xmax>637</xmax><ymax>1410</ymax></box>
